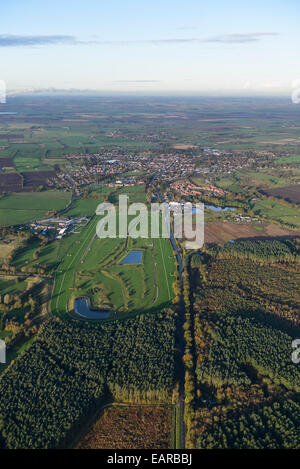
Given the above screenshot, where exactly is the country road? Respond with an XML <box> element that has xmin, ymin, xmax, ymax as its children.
<box><xmin>154</xmin><ymin>184</ymin><xmax>186</xmax><ymax>449</ymax></box>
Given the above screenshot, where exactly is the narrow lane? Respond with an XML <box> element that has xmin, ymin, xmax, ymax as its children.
<box><xmin>154</xmin><ymin>185</ymin><xmax>186</xmax><ymax>449</ymax></box>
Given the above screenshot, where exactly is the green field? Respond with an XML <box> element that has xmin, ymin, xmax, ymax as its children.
<box><xmin>50</xmin><ymin>210</ymin><xmax>176</xmax><ymax>319</ymax></box>
<box><xmin>0</xmin><ymin>276</ymin><xmax>29</xmax><ymax>296</ymax></box>
<box><xmin>14</xmin><ymin>156</ymin><xmax>52</xmax><ymax>172</ymax></box>
<box><xmin>214</xmin><ymin>169</ymin><xmax>298</xmax><ymax>195</ymax></box>
<box><xmin>275</xmin><ymin>154</ymin><xmax>300</xmax><ymax>164</ymax></box>
<box><xmin>0</xmin><ymin>191</ymin><xmax>70</xmax><ymax>227</ymax></box>
<box><xmin>251</xmin><ymin>198</ymin><xmax>300</xmax><ymax>228</ymax></box>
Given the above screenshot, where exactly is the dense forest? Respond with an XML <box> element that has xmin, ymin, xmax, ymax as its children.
<box><xmin>0</xmin><ymin>310</ymin><xmax>176</xmax><ymax>449</ymax></box>
<box><xmin>205</xmin><ymin>238</ymin><xmax>300</xmax><ymax>264</ymax></box>
<box><xmin>187</xmin><ymin>238</ymin><xmax>300</xmax><ymax>449</ymax></box>
<box><xmin>196</xmin><ymin>400</ymin><xmax>300</xmax><ymax>449</ymax></box>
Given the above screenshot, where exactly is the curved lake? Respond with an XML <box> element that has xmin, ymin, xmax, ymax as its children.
<box><xmin>74</xmin><ymin>298</ymin><xmax>110</xmax><ymax>319</ymax></box>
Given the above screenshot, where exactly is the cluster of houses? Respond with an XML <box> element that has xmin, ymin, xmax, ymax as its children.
<box><xmin>170</xmin><ymin>181</ymin><xmax>229</xmax><ymax>197</ymax></box>
<box><xmin>44</xmin><ymin>144</ymin><xmax>277</xmax><ymax>196</ymax></box>
<box><xmin>201</xmin><ymin>148</ymin><xmax>276</xmax><ymax>174</ymax></box>
<box><xmin>48</xmin><ymin>166</ymin><xmax>105</xmax><ymax>190</ymax></box>
<box><xmin>46</xmin><ymin>149</ymin><xmax>202</xmax><ymax>191</ymax></box>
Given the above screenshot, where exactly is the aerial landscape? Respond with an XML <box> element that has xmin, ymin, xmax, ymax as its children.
<box><xmin>0</xmin><ymin>0</ymin><xmax>299</xmax><ymax>457</ymax></box>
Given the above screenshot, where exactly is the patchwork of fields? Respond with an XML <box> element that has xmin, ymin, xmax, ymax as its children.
<box><xmin>1</xmin><ymin>96</ymin><xmax>300</xmax><ymax>449</ymax></box>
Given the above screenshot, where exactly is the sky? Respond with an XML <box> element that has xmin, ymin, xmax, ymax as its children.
<box><xmin>1</xmin><ymin>0</ymin><xmax>300</xmax><ymax>95</ymax></box>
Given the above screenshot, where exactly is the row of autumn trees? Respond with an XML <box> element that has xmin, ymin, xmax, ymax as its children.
<box><xmin>181</xmin><ymin>252</ymin><xmax>197</xmax><ymax>447</ymax></box>
<box><xmin>0</xmin><ymin>309</ymin><xmax>177</xmax><ymax>449</ymax></box>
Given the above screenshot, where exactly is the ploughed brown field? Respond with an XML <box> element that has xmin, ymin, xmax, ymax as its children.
<box><xmin>204</xmin><ymin>221</ymin><xmax>300</xmax><ymax>244</ymax></box>
<box><xmin>0</xmin><ymin>134</ymin><xmax>24</xmax><ymax>139</ymax></box>
<box><xmin>260</xmin><ymin>186</ymin><xmax>300</xmax><ymax>205</ymax></box>
<box><xmin>76</xmin><ymin>406</ymin><xmax>172</xmax><ymax>449</ymax></box>
<box><xmin>22</xmin><ymin>170</ymin><xmax>56</xmax><ymax>186</ymax></box>
<box><xmin>0</xmin><ymin>170</ymin><xmax>56</xmax><ymax>192</ymax></box>
<box><xmin>0</xmin><ymin>173</ymin><xmax>23</xmax><ymax>191</ymax></box>
<box><xmin>0</xmin><ymin>158</ymin><xmax>14</xmax><ymax>167</ymax></box>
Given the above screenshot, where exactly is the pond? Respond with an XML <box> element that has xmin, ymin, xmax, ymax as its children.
<box><xmin>192</xmin><ymin>205</ymin><xmax>235</xmax><ymax>214</ymax></box>
<box><xmin>205</xmin><ymin>204</ymin><xmax>235</xmax><ymax>212</ymax></box>
<box><xmin>74</xmin><ymin>298</ymin><xmax>110</xmax><ymax>319</ymax></box>
<box><xmin>120</xmin><ymin>250</ymin><xmax>143</xmax><ymax>265</ymax></box>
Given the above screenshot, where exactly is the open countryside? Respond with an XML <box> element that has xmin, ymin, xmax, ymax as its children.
<box><xmin>0</xmin><ymin>94</ymin><xmax>299</xmax><ymax>451</ymax></box>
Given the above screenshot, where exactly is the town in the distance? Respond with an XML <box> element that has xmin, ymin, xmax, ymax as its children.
<box><xmin>0</xmin><ymin>95</ymin><xmax>299</xmax><ymax>450</ymax></box>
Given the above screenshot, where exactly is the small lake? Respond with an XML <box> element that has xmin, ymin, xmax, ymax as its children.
<box><xmin>120</xmin><ymin>250</ymin><xmax>143</xmax><ymax>265</ymax></box>
<box><xmin>192</xmin><ymin>205</ymin><xmax>235</xmax><ymax>214</ymax></box>
<box><xmin>74</xmin><ymin>298</ymin><xmax>110</xmax><ymax>319</ymax></box>
<box><xmin>205</xmin><ymin>205</ymin><xmax>235</xmax><ymax>212</ymax></box>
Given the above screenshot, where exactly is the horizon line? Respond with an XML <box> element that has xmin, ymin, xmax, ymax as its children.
<box><xmin>4</xmin><ymin>89</ymin><xmax>293</xmax><ymax>99</ymax></box>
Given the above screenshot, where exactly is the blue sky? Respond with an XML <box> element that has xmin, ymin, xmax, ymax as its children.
<box><xmin>1</xmin><ymin>0</ymin><xmax>299</xmax><ymax>94</ymax></box>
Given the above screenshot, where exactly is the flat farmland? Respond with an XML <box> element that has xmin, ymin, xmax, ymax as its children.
<box><xmin>14</xmin><ymin>156</ymin><xmax>52</xmax><ymax>172</ymax></box>
<box><xmin>76</xmin><ymin>405</ymin><xmax>172</xmax><ymax>449</ymax></box>
<box><xmin>0</xmin><ymin>158</ymin><xmax>14</xmax><ymax>168</ymax></box>
<box><xmin>275</xmin><ymin>154</ymin><xmax>300</xmax><ymax>164</ymax></box>
<box><xmin>0</xmin><ymin>191</ymin><xmax>70</xmax><ymax>227</ymax></box>
<box><xmin>204</xmin><ymin>221</ymin><xmax>300</xmax><ymax>244</ymax></box>
<box><xmin>215</xmin><ymin>169</ymin><xmax>299</xmax><ymax>196</ymax></box>
<box><xmin>63</xmin><ymin>198</ymin><xmax>98</xmax><ymax>217</ymax></box>
<box><xmin>1</xmin><ymin>95</ymin><xmax>300</xmax><ymax>156</ymax></box>
<box><xmin>261</xmin><ymin>185</ymin><xmax>300</xmax><ymax>204</ymax></box>
<box><xmin>0</xmin><ymin>173</ymin><xmax>23</xmax><ymax>192</ymax></box>
<box><xmin>22</xmin><ymin>170</ymin><xmax>56</xmax><ymax>186</ymax></box>
<box><xmin>251</xmin><ymin>198</ymin><xmax>300</xmax><ymax>228</ymax></box>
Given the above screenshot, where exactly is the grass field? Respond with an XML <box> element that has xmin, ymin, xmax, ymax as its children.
<box><xmin>251</xmin><ymin>198</ymin><xmax>300</xmax><ymax>228</ymax></box>
<box><xmin>275</xmin><ymin>154</ymin><xmax>300</xmax><ymax>164</ymax></box>
<box><xmin>50</xmin><ymin>193</ymin><xmax>176</xmax><ymax>319</ymax></box>
<box><xmin>0</xmin><ymin>191</ymin><xmax>70</xmax><ymax>227</ymax></box>
<box><xmin>214</xmin><ymin>169</ymin><xmax>298</xmax><ymax>195</ymax></box>
<box><xmin>0</xmin><ymin>276</ymin><xmax>29</xmax><ymax>296</ymax></box>
<box><xmin>50</xmin><ymin>214</ymin><xmax>176</xmax><ymax>318</ymax></box>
